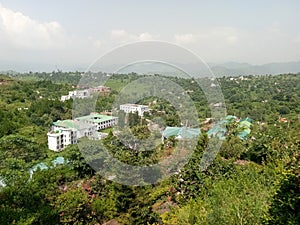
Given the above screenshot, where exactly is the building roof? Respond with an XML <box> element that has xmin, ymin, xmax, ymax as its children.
<box><xmin>162</xmin><ymin>126</ymin><xmax>201</xmax><ymax>139</ymax></box>
<box><xmin>76</xmin><ymin>113</ymin><xmax>117</xmax><ymax>123</ymax></box>
<box><xmin>29</xmin><ymin>157</ymin><xmax>68</xmax><ymax>179</ymax></box>
<box><xmin>207</xmin><ymin>115</ymin><xmax>253</xmax><ymax>140</ymax></box>
<box><xmin>31</xmin><ymin>162</ymin><xmax>48</xmax><ymax>172</ymax></box>
<box><xmin>52</xmin><ymin>156</ymin><xmax>66</xmax><ymax>167</ymax></box>
<box><xmin>53</xmin><ymin>119</ymin><xmax>93</xmax><ymax>130</ymax></box>
<box><xmin>240</xmin><ymin>117</ymin><xmax>254</xmax><ymax>123</ymax></box>
<box><xmin>120</xmin><ymin>103</ymin><xmax>148</xmax><ymax>107</ymax></box>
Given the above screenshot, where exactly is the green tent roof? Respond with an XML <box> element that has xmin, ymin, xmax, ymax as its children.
<box><xmin>207</xmin><ymin>115</ymin><xmax>253</xmax><ymax>140</ymax></box>
<box><xmin>162</xmin><ymin>126</ymin><xmax>201</xmax><ymax>139</ymax></box>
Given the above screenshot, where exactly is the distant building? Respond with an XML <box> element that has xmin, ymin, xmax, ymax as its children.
<box><xmin>60</xmin><ymin>95</ymin><xmax>70</xmax><ymax>102</ymax></box>
<box><xmin>60</xmin><ymin>86</ymin><xmax>111</xmax><ymax>101</ymax></box>
<box><xmin>120</xmin><ymin>104</ymin><xmax>149</xmax><ymax>116</ymax></box>
<box><xmin>60</xmin><ymin>89</ymin><xmax>90</xmax><ymax>101</ymax></box>
<box><xmin>89</xmin><ymin>86</ymin><xmax>111</xmax><ymax>96</ymax></box>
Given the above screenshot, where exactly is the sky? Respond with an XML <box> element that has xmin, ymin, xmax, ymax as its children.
<box><xmin>0</xmin><ymin>0</ymin><xmax>300</xmax><ymax>72</ymax></box>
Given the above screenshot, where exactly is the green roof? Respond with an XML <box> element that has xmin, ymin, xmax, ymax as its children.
<box><xmin>76</xmin><ymin>114</ymin><xmax>117</xmax><ymax>123</ymax></box>
<box><xmin>207</xmin><ymin>115</ymin><xmax>253</xmax><ymax>140</ymax></box>
<box><xmin>240</xmin><ymin>117</ymin><xmax>254</xmax><ymax>123</ymax></box>
<box><xmin>238</xmin><ymin>121</ymin><xmax>252</xmax><ymax>129</ymax></box>
<box><xmin>52</xmin><ymin>157</ymin><xmax>66</xmax><ymax>167</ymax></box>
<box><xmin>162</xmin><ymin>126</ymin><xmax>201</xmax><ymax>139</ymax></box>
<box><xmin>31</xmin><ymin>162</ymin><xmax>48</xmax><ymax>172</ymax></box>
<box><xmin>53</xmin><ymin>119</ymin><xmax>93</xmax><ymax>130</ymax></box>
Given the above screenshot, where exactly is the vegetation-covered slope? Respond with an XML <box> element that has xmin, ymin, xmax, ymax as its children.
<box><xmin>0</xmin><ymin>72</ymin><xmax>299</xmax><ymax>224</ymax></box>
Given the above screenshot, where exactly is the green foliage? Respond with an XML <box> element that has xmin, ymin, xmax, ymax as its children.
<box><xmin>165</xmin><ymin>164</ymin><xmax>276</xmax><ymax>225</ymax></box>
<box><xmin>60</xmin><ymin>145</ymin><xmax>95</xmax><ymax>178</ymax></box>
<box><xmin>0</xmin><ymin>166</ymin><xmax>76</xmax><ymax>225</ymax></box>
<box><xmin>0</xmin><ymin>134</ymin><xmax>45</xmax><ymax>163</ymax></box>
<box><xmin>265</xmin><ymin>155</ymin><xmax>300</xmax><ymax>225</ymax></box>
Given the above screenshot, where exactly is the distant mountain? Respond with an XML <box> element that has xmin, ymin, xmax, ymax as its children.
<box><xmin>108</xmin><ymin>61</ymin><xmax>300</xmax><ymax>77</ymax></box>
<box><xmin>1</xmin><ymin>60</ymin><xmax>300</xmax><ymax>77</ymax></box>
<box><xmin>210</xmin><ymin>61</ymin><xmax>300</xmax><ymax>76</ymax></box>
<box><xmin>0</xmin><ymin>70</ymin><xmax>19</xmax><ymax>76</ymax></box>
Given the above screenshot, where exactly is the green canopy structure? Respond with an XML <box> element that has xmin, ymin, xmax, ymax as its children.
<box><xmin>162</xmin><ymin>126</ymin><xmax>201</xmax><ymax>139</ymax></box>
<box><xmin>237</xmin><ymin>120</ymin><xmax>252</xmax><ymax>140</ymax></box>
<box><xmin>207</xmin><ymin>115</ymin><xmax>253</xmax><ymax>140</ymax></box>
<box><xmin>29</xmin><ymin>157</ymin><xmax>68</xmax><ymax>180</ymax></box>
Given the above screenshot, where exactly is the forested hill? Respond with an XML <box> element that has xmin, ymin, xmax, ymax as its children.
<box><xmin>9</xmin><ymin>70</ymin><xmax>83</xmax><ymax>84</ymax></box>
<box><xmin>0</xmin><ymin>72</ymin><xmax>299</xmax><ymax>224</ymax></box>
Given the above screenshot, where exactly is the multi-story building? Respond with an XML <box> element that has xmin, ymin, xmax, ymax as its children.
<box><xmin>47</xmin><ymin>128</ymin><xmax>77</xmax><ymax>152</ymax></box>
<box><xmin>119</xmin><ymin>104</ymin><xmax>149</xmax><ymax>116</ymax></box>
<box><xmin>52</xmin><ymin>119</ymin><xmax>96</xmax><ymax>138</ymax></box>
<box><xmin>75</xmin><ymin>113</ymin><xmax>118</xmax><ymax>130</ymax></box>
<box><xmin>47</xmin><ymin>113</ymin><xmax>118</xmax><ymax>151</ymax></box>
<box><xmin>47</xmin><ymin>119</ymin><xmax>96</xmax><ymax>151</ymax></box>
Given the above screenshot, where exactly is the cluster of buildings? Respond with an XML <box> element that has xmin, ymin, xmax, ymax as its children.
<box><xmin>207</xmin><ymin>115</ymin><xmax>253</xmax><ymax>140</ymax></box>
<box><xmin>47</xmin><ymin>103</ymin><xmax>150</xmax><ymax>151</ymax></box>
<box><xmin>161</xmin><ymin>116</ymin><xmax>253</xmax><ymax>142</ymax></box>
<box><xmin>60</xmin><ymin>86</ymin><xmax>111</xmax><ymax>101</ymax></box>
<box><xmin>47</xmin><ymin>113</ymin><xmax>118</xmax><ymax>151</ymax></box>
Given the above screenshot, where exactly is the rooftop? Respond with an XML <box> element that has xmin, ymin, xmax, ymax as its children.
<box><xmin>75</xmin><ymin>113</ymin><xmax>117</xmax><ymax>123</ymax></box>
<box><xmin>207</xmin><ymin>115</ymin><xmax>253</xmax><ymax>140</ymax></box>
<box><xmin>162</xmin><ymin>126</ymin><xmax>201</xmax><ymax>139</ymax></box>
<box><xmin>120</xmin><ymin>103</ymin><xmax>148</xmax><ymax>107</ymax></box>
<box><xmin>53</xmin><ymin>119</ymin><xmax>94</xmax><ymax>130</ymax></box>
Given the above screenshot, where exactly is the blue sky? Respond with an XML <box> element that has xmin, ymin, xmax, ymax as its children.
<box><xmin>0</xmin><ymin>0</ymin><xmax>300</xmax><ymax>71</ymax></box>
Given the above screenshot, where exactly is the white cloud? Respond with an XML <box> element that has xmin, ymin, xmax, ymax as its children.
<box><xmin>110</xmin><ymin>29</ymin><xmax>158</xmax><ymax>42</ymax></box>
<box><xmin>111</xmin><ymin>29</ymin><xmax>127</xmax><ymax>37</ymax></box>
<box><xmin>138</xmin><ymin>32</ymin><xmax>156</xmax><ymax>41</ymax></box>
<box><xmin>293</xmin><ymin>35</ymin><xmax>300</xmax><ymax>43</ymax></box>
<box><xmin>227</xmin><ymin>35</ymin><xmax>238</xmax><ymax>44</ymax></box>
<box><xmin>267</xmin><ymin>22</ymin><xmax>281</xmax><ymax>33</ymax></box>
<box><xmin>174</xmin><ymin>27</ymin><xmax>239</xmax><ymax>45</ymax></box>
<box><xmin>93</xmin><ymin>40</ymin><xmax>102</xmax><ymax>48</ymax></box>
<box><xmin>174</xmin><ymin>33</ymin><xmax>196</xmax><ymax>44</ymax></box>
<box><xmin>0</xmin><ymin>4</ymin><xmax>66</xmax><ymax>50</ymax></box>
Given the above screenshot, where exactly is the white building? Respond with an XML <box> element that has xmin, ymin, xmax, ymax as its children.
<box><xmin>61</xmin><ymin>89</ymin><xmax>90</xmax><ymax>101</ymax></box>
<box><xmin>47</xmin><ymin>119</ymin><xmax>96</xmax><ymax>151</ymax></box>
<box><xmin>75</xmin><ymin>113</ymin><xmax>118</xmax><ymax>130</ymax></box>
<box><xmin>47</xmin><ymin>113</ymin><xmax>117</xmax><ymax>151</ymax></box>
<box><xmin>119</xmin><ymin>104</ymin><xmax>149</xmax><ymax>116</ymax></box>
<box><xmin>60</xmin><ymin>95</ymin><xmax>70</xmax><ymax>101</ymax></box>
<box><xmin>47</xmin><ymin>128</ymin><xmax>77</xmax><ymax>152</ymax></box>
<box><xmin>61</xmin><ymin>86</ymin><xmax>111</xmax><ymax>101</ymax></box>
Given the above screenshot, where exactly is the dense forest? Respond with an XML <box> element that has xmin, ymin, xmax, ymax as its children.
<box><xmin>0</xmin><ymin>72</ymin><xmax>299</xmax><ymax>225</ymax></box>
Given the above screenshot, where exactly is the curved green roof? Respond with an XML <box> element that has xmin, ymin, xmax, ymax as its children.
<box><xmin>162</xmin><ymin>126</ymin><xmax>201</xmax><ymax>139</ymax></box>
